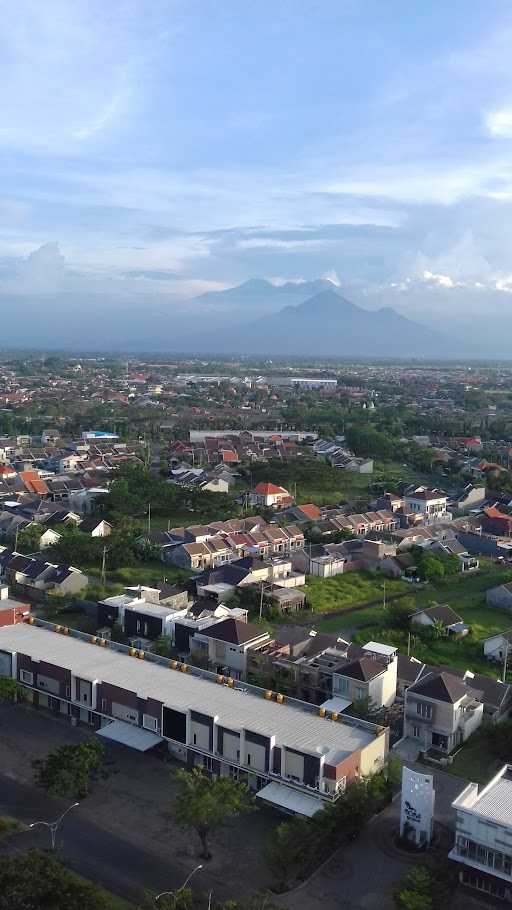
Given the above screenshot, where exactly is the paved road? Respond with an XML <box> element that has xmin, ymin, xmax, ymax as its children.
<box><xmin>0</xmin><ymin>772</ymin><xmax>218</xmax><ymax>904</ymax></box>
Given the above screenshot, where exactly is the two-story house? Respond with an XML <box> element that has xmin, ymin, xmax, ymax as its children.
<box><xmin>251</xmin><ymin>482</ymin><xmax>293</xmax><ymax>510</ymax></box>
<box><xmin>403</xmin><ymin>486</ymin><xmax>450</xmax><ymax>525</ymax></box>
<box><xmin>331</xmin><ymin>642</ymin><xmax>398</xmax><ymax>710</ymax></box>
<box><xmin>450</xmin><ymin>764</ymin><xmax>512</xmax><ymax>902</ymax></box>
<box><xmin>402</xmin><ymin>671</ymin><xmax>483</xmax><ymax>755</ymax></box>
<box><xmin>190</xmin><ymin>618</ymin><xmax>271</xmax><ymax>679</ymax></box>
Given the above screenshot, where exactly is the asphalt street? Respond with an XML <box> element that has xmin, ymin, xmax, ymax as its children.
<box><xmin>0</xmin><ymin>771</ymin><xmax>217</xmax><ymax>904</ymax></box>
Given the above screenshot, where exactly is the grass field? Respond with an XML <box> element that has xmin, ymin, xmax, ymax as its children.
<box><xmin>290</xmin><ymin>561</ymin><xmax>512</xmax><ymax>679</ymax></box>
<box><xmin>299</xmin><ymin>571</ymin><xmax>409</xmax><ymax>613</ymax></box>
<box><xmin>447</xmin><ymin>728</ymin><xmax>503</xmax><ymax>784</ymax></box>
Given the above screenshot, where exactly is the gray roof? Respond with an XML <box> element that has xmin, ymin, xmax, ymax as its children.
<box><xmin>0</xmin><ymin>623</ymin><xmax>377</xmax><ymax>764</ymax></box>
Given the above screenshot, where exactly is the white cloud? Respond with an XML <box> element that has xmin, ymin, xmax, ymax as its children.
<box><xmin>322</xmin><ymin>269</ymin><xmax>341</xmax><ymax>286</ymax></box>
<box><xmin>267</xmin><ymin>276</ymin><xmax>307</xmax><ymax>286</ymax></box>
<box><xmin>422</xmin><ymin>270</ymin><xmax>457</xmax><ymax>289</ymax></box>
<box><xmin>236</xmin><ymin>238</ymin><xmax>326</xmax><ymax>251</ymax></box>
<box><xmin>486</xmin><ymin>107</ymin><xmax>512</xmax><ymax>138</ymax></box>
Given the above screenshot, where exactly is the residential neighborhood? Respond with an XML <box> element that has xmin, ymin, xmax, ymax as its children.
<box><xmin>2</xmin><ymin>352</ymin><xmax>512</xmax><ymax>909</ymax></box>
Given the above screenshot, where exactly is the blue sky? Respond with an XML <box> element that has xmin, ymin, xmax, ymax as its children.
<box><xmin>2</xmin><ymin>0</ymin><xmax>512</xmax><ymax>342</ymax></box>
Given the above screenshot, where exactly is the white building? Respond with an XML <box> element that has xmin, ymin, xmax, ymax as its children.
<box><xmin>403</xmin><ymin>487</ymin><xmax>450</xmax><ymax>525</ymax></box>
<box><xmin>450</xmin><ymin>765</ymin><xmax>512</xmax><ymax>902</ymax></box>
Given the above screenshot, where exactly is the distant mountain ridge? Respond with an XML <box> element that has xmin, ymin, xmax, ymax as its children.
<box><xmin>188</xmin><ymin>285</ymin><xmax>446</xmax><ymax>356</ymax></box>
<box><xmin>194</xmin><ymin>277</ymin><xmax>338</xmax><ymax>316</ymax></box>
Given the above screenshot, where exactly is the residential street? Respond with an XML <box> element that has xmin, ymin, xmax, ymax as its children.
<box><xmin>0</xmin><ymin>772</ymin><xmax>187</xmax><ymax>903</ymax></box>
<box><xmin>0</xmin><ymin>703</ymin><xmax>275</xmax><ymax>905</ymax></box>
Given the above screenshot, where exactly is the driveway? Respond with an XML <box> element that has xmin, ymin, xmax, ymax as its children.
<box><xmin>278</xmin><ymin>765</ymin><xmax>467</xmax><ymax>910</ymax></box>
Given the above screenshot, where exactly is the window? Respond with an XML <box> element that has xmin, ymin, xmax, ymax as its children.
<box><xmin>143</xmin><ymin>714</ymin><xmax>159</xmax><ymax>733</ymax></box>
<box><xmin>334</xmin><ymin>676</ymin><xmax>349</xmax><ymax>695</ymax></box>
<box><xmin>247</xmin><ymin>753</ymin><xmax>251</xmax><ymax>766</ymax></box>
<box><xmin>65</xmin><ymin>685</ymin><xmax>71</xmax><ymax>698</ymax></box>
<box><xmin>416</xmin><ymin>702</ymin><xmax>432</xmax><ymax>719</ymax></box>
<box><xmin>412</xmin><ymin>725</ymin><xmax>420</xmax><ymax>738</ymax></box>
<box><xmin>20</xmin><ymin>669</ymin><xmax>33</xmax><ymax>685</ymax></box>
<box><xmin>355</xmin><ymin>687</ymin><xmax>365</xmax><ymax>700</ymax></box>
<box><xmin>101</xmin><ymin>698</ymin><xmax>107</xmax><ymax>712</ymax></box>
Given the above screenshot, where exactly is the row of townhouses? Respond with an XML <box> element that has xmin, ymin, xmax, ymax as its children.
<box><xmin>0</xmin><ymin>620</ymin><xmax>388</xmax><ymax>817</ymax></box>
<box><xmin>150</xmin><ymin>516</ymin><xmax>305</xmax><ymax>570</ymax></box>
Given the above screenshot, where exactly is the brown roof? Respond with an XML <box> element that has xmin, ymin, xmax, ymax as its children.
<box><xmin>408</xmin><ymin>671</ymin><xmax>470</xmax><ymax>704</ymax></box>
<box><xmin>199</xmin><ymin>618</ymin><xmax>265</xmax><ymax>645</ymax></box>
<box><xmin>337</xmin><ymin>656</ymin><xmax>386</xmax><ymax>682</ymax></box>
<box><xmin>411</xmin><ymin>603</ymin><xmax>462</xmax><ymax>626</ymax></box>
<box><xmin>297</xmin><ymin>503</ymin><xmax>321</xmax><ymax>520</ymax></box>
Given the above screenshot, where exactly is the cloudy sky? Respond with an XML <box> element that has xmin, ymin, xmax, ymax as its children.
<box><xmin>2</xmin><ymin>0</ymin><xmax>512</xmax><ymax>346</ymax></box>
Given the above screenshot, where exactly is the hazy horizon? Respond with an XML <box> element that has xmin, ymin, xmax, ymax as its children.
<box><xmin>2</xmin><ymin>2</ymin><xmax>512</xmax><ymax>351</ymax></box>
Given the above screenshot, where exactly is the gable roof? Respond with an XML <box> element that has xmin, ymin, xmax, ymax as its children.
<box><xmin>254</xmin><ymin>482</ymin><xmax>289</xmax><ymax>496</ymax></box>
<box><xmin>410</xmin><ymin>603</ymin><xmax>462</xmax><ymax>626</ymax></box>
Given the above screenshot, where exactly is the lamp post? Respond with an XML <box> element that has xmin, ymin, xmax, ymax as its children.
<box><xmin>29</xmin><ymin>801</ymin><xmax>79</xmax><ymax>850</ymax></box>
<box><xmin>154</xmin><ymin>864</ymin><xmax>204</xmax><ymax>903</ymax></box>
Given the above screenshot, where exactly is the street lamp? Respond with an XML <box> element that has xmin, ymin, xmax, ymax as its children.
<box><xmin>29</xmin><ymin>801</ymin><xmax>79</xmax><ymax>850</ymax></box>
<box><xmin>155</xmin><ymin>864</ymin><xmax>204</xmax><ymax>903</ymax></box>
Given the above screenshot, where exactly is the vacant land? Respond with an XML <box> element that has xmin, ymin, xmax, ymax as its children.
<box><xmin>447</xmin><ymin>728</ymin><xmax>503</xmax><ymax>784</ymax></box>
<box><xmin>300</xmin><ymin>571</ymin><xmax>409</xmax><ymax>613</ymax></box>
<box><xmin>248</xmin><ymin>457</ymin><xmax>436</xmax><ymax>507</ymax></box>
<box><xmin>297</xmin><ymin>562</ymin><xmax>512</xmax><ymax>679</ymax></box>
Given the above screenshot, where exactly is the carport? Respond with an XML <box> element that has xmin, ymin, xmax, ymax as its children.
<box><xmin>256</xmin><ymin>781</ymin><xmax>323</xmax><ymax>817</ymax></box>
<box><xmin>97</xmin><ymin>720</ymin><xmax>164</xmax><ymax>752</ymax></box>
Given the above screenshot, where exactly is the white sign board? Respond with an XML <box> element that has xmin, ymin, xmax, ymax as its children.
<box><xmin>400</xmin><ymin>766</ymin><xmax>435</xmax><ymax>845</ymax></box>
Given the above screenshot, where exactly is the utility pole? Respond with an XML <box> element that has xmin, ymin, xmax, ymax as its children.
<box><xmin>147</xmin><ymin>502</ymin><xmax>151</xmax><ymax>537</ymax></box>
<box><xmin>259</xmin><ymin>580</ymin><xmax>265</xmax><ymax>621</ymax></box>
<box><xmin>503</xmin><ymin>640</ymin><xmax>509</xmax><ymax>684</ymax></box>
<box><xmin>101</xmin><ymin>546</ymin><xmax>108</xmax><ymax>588</ymax></box>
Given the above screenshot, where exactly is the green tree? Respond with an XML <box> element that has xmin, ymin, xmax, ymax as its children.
<box><xmin>0</xmin><ymin>678</ymin><xmax>26</xmax><ymax>704</ymax></box>
<box><xmin>348</xmin><ymin>697</ymin><xmax>385</xmax><ymax>724</ymax></box>
<box><xmin>16</xmin><ymin>522</ymin><xmax>44</xmax><ymax>552</ymax></box>
<box><xmin>430</xmin><ymin>618</ymin><xmax>446</xmax><ymax>640</ymax></box>
<box><xmin>33</xmin><ymin>738</ymin><xmax>110</xmax><ymax>799</ymax></box>
<box><xmin>385</xmin><ymin>597</ymin><xmax>413</xmax><ymax>629</ymax></box>
<box><xmin>0</xmin><ymin>850</ymin><xmax>111</xmax><ymax>910</ymax></box>
<box><xmin>416</xmin><ymin>554</ymin><xmax>444</xmax><ymax>582</ymax></box>
<box><xmin>172</xmin><ymin>768</ymin><xmax>253</xmax><ymax>859</ymax></box>
<box><xmin>394</xmin><ymin>867</ymin><xmax>434</xmax><ymax>910</ymax></box>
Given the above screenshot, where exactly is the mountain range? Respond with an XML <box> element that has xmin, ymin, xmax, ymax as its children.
<box><xmin>176</xmin><ymin>280</ymin><xmax>445</xmax><ymax>357</ymax></box>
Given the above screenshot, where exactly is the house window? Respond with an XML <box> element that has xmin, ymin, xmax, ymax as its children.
<box><xmin>416</xmin><ymin>702</ymin><xmax>432</xmax><ymax>719</ymax></box>
<box><xmin>355</xmin><ymin>687</ymin><xmax>365</xmax><ymax>700</ymax></box>
<box><xmin>101</xmin><ymin>698</ymin><xmax>107</xmax><ymax>711</ymax></box>
<box><xmin>65</xmin><ymin>685</ymin><xmax>71</xmax><ymax>698</ymax></box>
<box><xmin>247</xmin><ymin>753</ymin><xmax>251</xmax><ymax>766</ymax></box>
<box><xmin>334</xmin><ymin>676</ymin><xmax>349</xmax><ymax>695</ymax></box>
<box><xmin>20</xmin><ymin>669</ymin><xmax>33</xmax><ymax>685</ymax></box>
<box><xmin>143</xmin><ymin>714</ymin><xmax>159</xmax><ymax>733</ymax></box>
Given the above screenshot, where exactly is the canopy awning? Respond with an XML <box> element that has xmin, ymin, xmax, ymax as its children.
<box><xmin>97</xmin><ymin>720</ymin><xmax>163</xmax><ymax>752</ymax></box>
<box><xmin>320</xmin><ymin>696</ymin><xmax>352</xmax><ymax>713</ymax></box>
<box><xmin>256</xmin><ymin>782</ymin><xmax>324</xmax><ymax>817</ymax></box>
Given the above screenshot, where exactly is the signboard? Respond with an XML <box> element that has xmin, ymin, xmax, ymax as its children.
<box><xmin>400</xmin><ymin>766</ymin><xmax>435</xmax><ymax>845</ymax></box>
